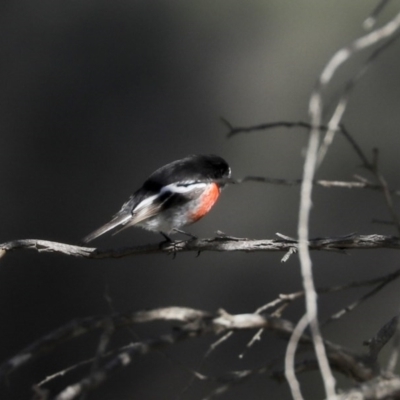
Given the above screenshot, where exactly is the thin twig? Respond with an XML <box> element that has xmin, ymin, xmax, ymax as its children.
<box><xmin>223</xmin><ymin>118</ymin><xmax>322</xmax><ymax>138</ymax></box>
<box><xmin>79</xmin><ymin>318</ymin><xmax>114</xmax><ymax>400</ymax></box>
<box><xmin>241</xmin><ymin>175</ymin><xmax>400</xmax><ymax>196</ymax></box>
<box><xmin>317</xmin><ymin>30</ymin><xmax>400</xmax><ymax>165</ymax></box>
<box><xmin>323</xmin><ymin>270</ymin><xmax>400</xmax><ymax>326</ymax></box>
<box><xmin>340</xmin><ymin>125</ymin><xmax>400</xmax><ymax>235</ymax></box>
<box><xmin>363</xmin><ymin>0</ymin><xmax>392</xmax><ymax>29</ymax></box>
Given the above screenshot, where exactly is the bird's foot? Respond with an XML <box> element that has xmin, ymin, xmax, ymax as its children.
<box><xmin>173</xmin><ymin>229</ymin><xmax>202</xmax><ymax>257</ymax></box>
<box><xmin>158</xmin><ymin>232</ymin><xmax>183</xmax><ymax>259</ymax></box>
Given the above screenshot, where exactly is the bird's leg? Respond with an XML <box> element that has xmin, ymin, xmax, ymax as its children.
<box><xmin>159</xmin><ymin>231</ymin><xmax>172</xmax><ymax>242</ymax></box>
<box><xmin>173</xmin><ymin>229</ymin><xmax>200</xmax><ymax>257</ymax></box>
<box><xmin>172</xmin><ymin>228</ymin><xmax>198</xmax><ymax>240</ymax></box>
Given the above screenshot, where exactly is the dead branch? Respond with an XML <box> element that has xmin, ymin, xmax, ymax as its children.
<box><xmin>365</xmin><ymin>315</ymin><xmax>400</xmax><ymax>360</ymax></box>
<box><xmin>241</xmin><ymin>176</ymin><xmax>400</xmax><ymax>196</ymax></box>
<box><xmin>0</xmin><ymin>234</ymin><xmax>399</xmax><ymax>260</ymax></box>
<box><xmin>0</xmin><ymin>306</ymin><xmax>377</xmax><ymax>400</ymax></box>
<box><xmin>0</xmin><ymin>307</ymin><xmax>212</xmax><ymax>379</ymax></box>
<box><xmin>336</xmin><ymin>375</ymin><xmax>400</xmax><ymax>400</ymax></box>
<box><xmin>3</xmin><ymin>267</ymin><xmax>398</xmax><ymax>399</ymax></box>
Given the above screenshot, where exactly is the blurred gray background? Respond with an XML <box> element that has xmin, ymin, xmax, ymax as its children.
<box><xmin>1</xmin><ymin>1</ymin><xmax>400</xmax><ymax>399</ymax></box>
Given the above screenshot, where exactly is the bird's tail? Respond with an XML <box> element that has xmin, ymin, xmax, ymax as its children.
<box><xmin>82</xmin><ymin>213</ymin><xmax>132</xmax><ymax>243</ymax></box>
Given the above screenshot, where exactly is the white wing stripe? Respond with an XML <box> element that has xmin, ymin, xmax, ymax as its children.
<box><xmin>161</xmin><ymin>182</ymin><xmax>207</xmax><ymax>194</ymax></box>
<box><xmin>132</xmin><ymin>182</ymin><xmax>207</xmax><ymax>213</ymax></box>
<box><xmin>132</xmin><ymin>193</ymin><xmax>159</xmax><ymax>212</ymax></box>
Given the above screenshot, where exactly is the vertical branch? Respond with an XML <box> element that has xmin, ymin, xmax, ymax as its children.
<box><xmin>285</xmin><ymin>314</ymin><xmax>309</xmax><ymax>400</ymax></box>
<box><xmin>291</xmin><ymin>12</ymin><xmax>400</xmax><ymax>399</ymax></box>
<box><xmin>296</xmin><ymin>91</ymin><xmax>337</xmax><ymax>398</ymax></box>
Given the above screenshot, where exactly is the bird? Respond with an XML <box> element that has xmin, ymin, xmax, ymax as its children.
<box><xmin>82</xmin><ymin>154</ymin><xmax>231</xmax><ymax>243</ymax></box>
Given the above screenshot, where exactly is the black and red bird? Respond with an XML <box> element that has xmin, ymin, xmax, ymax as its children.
<box><xmin>83</xmin><ymin>154</ymin><xmax>231</xmax><ymax>243</ymax></box>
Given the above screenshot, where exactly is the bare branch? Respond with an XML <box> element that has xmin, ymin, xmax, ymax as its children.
<box><xmin>340</xmin><ymin>126</ymin><xmax>400</xmax><ymax>235</ymax></box>
<box><xmin>285</xmin><ymin>314</ymin><xmax>309</xmax><ymax>400</ymax></box>
<box><xmin>317</xmin><ymin>29</ymin><xmax>400</xmax><ymax>165</ymax></box>
<box><xmin>363</xmin><ymin>0</ymin><xmax>391</xmax><ymax>29</ymax></box>
<box><xmin>1</xmin><ymin>309</ymin><xmax>302</xmax><ymax>399</ymax></box>
<box><xmin>0</xmin><ymin>307</ymin><xmax>211</xmax><ymax>379</ymax></box>
<box><xmin>0</xmin><ymin>305</ymin><xmax>375</xmax><ymax>400</ymax></box>
<box><xmin>297</xmin><ymin>110</ymin><xmax>336</xmax><ymax>397</ymax></box>
<box><xmin>1</xmin><ymin>234</ymin><xmax>399</xmax><ymax>260</ymax></box>
<box><xmin>319</xmin><ymin>11</ymin><xmax>400</xmax><ymax>87</ymax></box>
<box><xmin>387</xmin><ymin>322</ymin><xmax>400</xmax><ymax>374</ymax></box>
<box><xmin>225</xmin><ymin>118</ymin><xmax>400</xmax><ymax>235</ymax></box>
<box><xmin>322</xmin><ymin>270</ymin><xmax>400</xmax><ymax>326</ymax></box>
<box><xmin>366</xmin><ymin>315</ymin><xmax>399</xmax><ymax>360</ymax></box>
<box><xmin>223</xmin><ymin>118</ymin><xmax>321</xmax><ymax>138</ymax></box>
<box><xmin>205</xmin><ymin>351</ymin><xmax>374</xmax><ymax>400</ymax></box>
<box><xmin>336</xmin><ymin>375</ymin><xmax>400</xmax><ymax>400</ymax></box>
<box><xmin>242</xmin><ymin>175</ymin><xmax>400</xmax><ymax>196</ymax></box>
<box><xmin>39</xmin><ymin>267</ymin><xmax>399</xmax><ymax>393</ymax></box>
<box><xmin>286</xmin><ymin>11</ymin><xmax>400</xmax><ymax>396</ymax></box>
<box><xmin>2</xmin><ymin>273</ymin><xmax>392</xmax><ymax>400</ymax></box>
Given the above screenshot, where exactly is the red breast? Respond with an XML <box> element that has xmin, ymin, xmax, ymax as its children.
<box><xmin>190</xmin><ymin>183</ymin><xmax>221</xmax><ymax>222</ymax></box>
